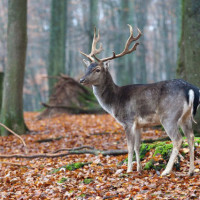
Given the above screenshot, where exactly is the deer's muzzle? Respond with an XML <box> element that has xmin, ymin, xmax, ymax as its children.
<box><xmin>80</xmin><ymin>77</ymin><xmax>85</xmax><ymax>84</ymax></box>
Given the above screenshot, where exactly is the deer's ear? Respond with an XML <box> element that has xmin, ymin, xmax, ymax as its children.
<box><xmin>82</xmin><ymin>59</ymin><xmax>90</xmax><ymax>68</ymax></box>
<box><xmin>104</xmin><ymin>61</ymin><xmax>110</xmax><ymax>71</ymax></box>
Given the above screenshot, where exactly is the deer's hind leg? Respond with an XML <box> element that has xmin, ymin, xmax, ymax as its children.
<box><xmin>161</xmin><ymin>118</ymin><xmax>183</xmax><ymax>176</ymax></box>
<box><xmin>180</xmin><ymin>119</ymin><xmax>194</xmax><ymax>176</ymax></box>
<box><xmin>134</xmin><ymin>126</ymin><xmax>141</xmax><ymax>172</ymax></box>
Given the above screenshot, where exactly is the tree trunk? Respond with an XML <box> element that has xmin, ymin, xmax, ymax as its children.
<box><xmin>48</xmin><ymin>0</ymin><xmax>67</xmax><ymax>95</ymax></box>
<box><xmin>127</xmin><ymin>0</ymin><xmax>137</xmax><ymax>84</ymax></box>
<box><xmin>116</xmin><ymin>0</ymin><xmax>130</xmax><ymax>85</ymax></box>
<box><xmin>0</xmin><ymin>72</ymin><xmax>4</xmax><ymax>112</ymax></box>
<box><xmin>1</xmin><ymin>0</ymin><xmax>28</xmax><ymax>136</ymax></box>
<box><xmin>177</xmin><ymin>0</ymin><xmax>200</xmax><ymax>133</ymax></box>
<box><xmin>88</xmin><ymin>0</ymin><xmax>98</xmax><ymax>51</ymax></box>
<box><xmin>134</xmin><ymin>0</ymin><xmax>148</xmax><ymax>84</ymax></box>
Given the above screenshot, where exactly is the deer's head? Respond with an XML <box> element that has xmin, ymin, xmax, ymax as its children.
<box><xmin>79</xmin><ymin>61</ymin><xmax>106</xmax><ymax>86</ymax></box>
<box><xmin>80</xmin><ymin>25</ymin><xmax>142</xmax><ymax>86</ymax></box>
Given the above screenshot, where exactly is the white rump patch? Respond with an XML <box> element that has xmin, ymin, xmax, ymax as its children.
<box><xmin>188</xmin><ymin>89</ymin><xmax>194</xmax><ymax>107</ymax></box>
<box><xmin>178</xmin><ymin>89</ymin><xmax>196</xmax><ymax>125</ymax></box>
<box><xmin>188</xmin><ymin>89</ymin><xmax>197</xmax><ymax>123</ymax></box>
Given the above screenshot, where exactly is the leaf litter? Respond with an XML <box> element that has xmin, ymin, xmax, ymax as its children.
<box><xmin>0</xmin><ymin>112</ymin><xmax>199</xmax><ymax>199</ymax></box>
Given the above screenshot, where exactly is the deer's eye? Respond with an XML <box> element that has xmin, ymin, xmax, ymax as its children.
<box><xmin>96</xmin><ymin>69</ymin><xmax>101</xmax><ymax>73</ymax></box>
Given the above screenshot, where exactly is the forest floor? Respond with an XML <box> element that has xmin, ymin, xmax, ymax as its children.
<box><xmin>0</xmin><ymin>113</ymin><xmax>200</xmax><ymax>199</ymax></box>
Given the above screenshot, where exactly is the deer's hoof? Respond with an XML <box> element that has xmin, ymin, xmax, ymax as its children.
<box><xmin>137</xmin><ymin>166</ymin><xmax>142</xmax><ymax>172</ymax></box>
<box><xmin>161</xmin><ymin>170</ymin><xmax>170</xmax><ymax>176</ymax></box>
<box><xmin>188</xmin><ymin>170</ymin><xmax>194</xmax><ymax>176</ymax></box>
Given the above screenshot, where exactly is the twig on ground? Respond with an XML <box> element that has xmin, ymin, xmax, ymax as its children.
<box><xmin>142</xmin><ymin>136</ymin><xmax>170</xmax><ymax>143</ymax></box>
<box><xmin>0</xmin><ymin>123</ymin><xmax>27</xmax><ymax>154</ymax></box>
<box><xmin>53</xmin><ymin>145</ymin><xmax>95</xmax><ymax>153</ymax></box>
<box><xmin>0</xmin><ymin>161</ymin><xmax>32</xmax><ymax>168</ymax></box>
<box><xmin>0</xmin><ymin>148</ymin><xmax>128</xmax><ymax>159</ymax></box>
<box><xmin>35</xmin><ymin>136</ymin><xmax>65</xmax><ymax>143</ymax></box>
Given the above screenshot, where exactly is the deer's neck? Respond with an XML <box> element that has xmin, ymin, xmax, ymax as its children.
<box><xmin>92</xmin><ymin>71</ymin><xmax>118</xmax><ymax>114</ymax></box>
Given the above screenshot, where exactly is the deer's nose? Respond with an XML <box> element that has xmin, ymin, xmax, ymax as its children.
<box><xmin>80</xmin><ymin>78</ymin><xmax>85</xmax><ymax>84</ymax></box>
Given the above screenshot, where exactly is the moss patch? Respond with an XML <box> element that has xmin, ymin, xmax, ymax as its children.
<box><xmin>153</xmin><ymin>142</ymin><xmax>173</xmax><ymax>160</ymax></box>
<box><xmin>144</xmin><ymin>159</ymin><xmax>155</xmax><ymax>170</ymax></box>
<box><xmin>195</xmin><ymin>137</ymin><xmax>200</xmax><ymax>145</ymax></box>
<box><xmin>118</xmin><ymin>143</ymin><xmax>156</xmax><ymax>165</ymax></box>
<box><xmin>119</xmin><ymin>139</ymin><xmax>197</xmax><ymax>171</ymax></box>
<box><xmin>83</xmin><ymin>178</ymin><xmax>93</xmax><ymax>184</ymax></box>
<box><xmin>51</xmin><ymin>162</ymin><xmax>92</xmax><ymax>174</ymax></box>
<box><xmin>57</xmin><ymin>177</ymin><xmax>67</xmax><ymax>183</ymax></box>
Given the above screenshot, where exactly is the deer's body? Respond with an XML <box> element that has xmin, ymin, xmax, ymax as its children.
<box><xmin>93</xmin><ymin>72</ymin><xmax>199</xmax><ymax>128</ymax></box>
<box><xmin>80</xmin><ymin>25</ymin><xmax>198</xmax><ymax>176</ymax></box>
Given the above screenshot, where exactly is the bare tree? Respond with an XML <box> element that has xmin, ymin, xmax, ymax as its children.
<box><xmin>1</xmin><ymin>0</ymin><xmax>28</xmax><ymax>136</ymax></box>
<box><xmin>48</xmin><ymin>0</ymin><xmax>67</xmax><ymax>94</ymax></box>
<box><xmin>177</xmin><ymin>0</ymin><xmax>200</xmax><ymax>133</ymax></box>
<box><xmin>88</xmin><ymin>0</ymin><xmax>99</xmax><ymax>51</ymax></box>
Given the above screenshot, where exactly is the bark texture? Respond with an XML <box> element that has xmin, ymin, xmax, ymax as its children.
<box><xmin>177</xmin><ymin>0</ymin><xmax>200</xmax><ymax>133</ymax></box>
<box><xmin>48</xmin><ymin>0</ymin><xmax>67</xmax><ymax>94</ymax></box>
<box><xmin>0</xmin><ymin>72</ymin><xmax>4</xmax><ymax>112</ymax></box>
<box><xmin>1</xmin><ymin>0</ymin><xmax>28</xmax><ymax>136</ymax></box>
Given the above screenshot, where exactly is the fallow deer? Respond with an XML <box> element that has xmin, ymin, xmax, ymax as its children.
<box><xmin>80</xmin><ymin>25</ymin><xmax>199</xmax><ymax>176</ymax></box>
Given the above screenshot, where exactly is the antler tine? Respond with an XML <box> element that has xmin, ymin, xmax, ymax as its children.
<box><xmin>80</xmin><ymin>25</ymin><xmax>141</xmax><ymax>63</ymax></box>
<box><xmin>127</xmin><ymin>25</ymin><xmax>142</xmax><ymax>41</ymax></box>
<box><xmin>79</xmin><ymin>50</ymin><xmax>95</xmax><ymax>62</ymax></box>
<box><xmin>80</xmin><ymin>27</ymin><xmax>103</xmax><ymax>62</ymax></box>
<box><xmin>123</xmin><ymin>24</ymin><xmax>142</xmax><ymax>53</ymax></box>
<box><xmin>91</xmin><ymin>28</ymin><xmax>103</xmax><ymax>57</ymax></box>
<box><xmin>79</xmin><ymin>51</ymin><xmax>93</xmax><ymax>62</ymax></box>
<box><xmin>91</xmin><ymin>27</ymin><xmax>97</xmax><ymax>49</ymax></box>
<box><xmin>100</xmin><ymin>25</ymin><xmax>142</xmax><ymax>63</ymax></box>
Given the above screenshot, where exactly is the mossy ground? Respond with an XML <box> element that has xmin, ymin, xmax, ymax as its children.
<box><xmin>51</xmin><ymin>162</ymin><xmax>92</xmax><ymax>174</ymax></box>
<box><xmin>120</xmin><ymin>138</ymin><xmax>200</xmax><ymax>171</ymax></box>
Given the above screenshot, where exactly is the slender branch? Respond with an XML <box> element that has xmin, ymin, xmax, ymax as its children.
<box><xmin>0</xmin><ymin>149</ymin><xmax>128</xmax><ymax>159</ymax></box>
<box><xmin>0</xmin><ymin>161</ymin><xmax>30</xmax><ymax>167</ymax></box>
<box><xmin>0</xmin><ymin>123</ymin><xmax>27</xmax><ymax>154</ymax></box>
<box><xmin>53</xmin><ymin>145</ymin><xmax>95</xmax><ymax>153</ymax></box>
<box><xmin>0</xmin><ymin>151</ymin><xmax>98</xmax><ymax>158</ymax></box>
<box><xmin>101</xmin><ymin>150</ymin><xmax>128</xmax><ymax>156</ymax></box>
<box><xmin>35</xmin><ymin>136</ymin><xmax>64</xmax><ymax>143</ymax></box>
<box><xmin>142</xmin><ymin>136</ymin><xmax>170</xmax><ymax>143</ymax></box>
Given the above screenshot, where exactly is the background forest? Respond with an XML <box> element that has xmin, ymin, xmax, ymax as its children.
<box><xmin>0</xmin><ymin>0</ymin><xmax>181</xmax><ymax>111</ymax></box>
<box><xmin>0</xmin><ymin>1</ymin><xmax>200</xmax><ymax>199</ymax></box>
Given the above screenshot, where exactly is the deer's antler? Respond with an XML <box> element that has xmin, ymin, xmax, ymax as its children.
<box><xmin>80</xmin><ymin>27</ymin><xmax>103</xmax><ymax>62</ymax></box>
<box><xmin>99</xmin><ymin>25</ymin><xmax>142</xmax><ymax>63</ymax></box>
<box><xmin>80</xmin><ymin>25</ymin><xmax>142</xmax><ymax>63</ymax></box>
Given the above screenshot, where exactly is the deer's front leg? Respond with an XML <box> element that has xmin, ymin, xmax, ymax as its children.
<box><xmin>125</xmin><ymin>125</ymin><xmax>135</xmax><ymax>173</ymax></box>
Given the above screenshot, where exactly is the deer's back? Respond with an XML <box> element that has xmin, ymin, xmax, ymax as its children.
<box><xmin>114</xmin><ymin>79</ymin><xmax>200</xmax><ymax>127</ymax></box>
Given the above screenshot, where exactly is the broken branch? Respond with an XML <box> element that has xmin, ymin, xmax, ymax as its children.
<box><xmin>0</xmin><ymin>149</ymin><xmax>127</xmax><ymax>159</ymax></box>
<box><xmin>0</xmin><ymin>123</ymin><xmax>27</xmax><ymax>154</ymax></box>
<box><xmin>53</xmin><ymin>145</ymin><xmax>95</xmax><ymax>153</ymax></box>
